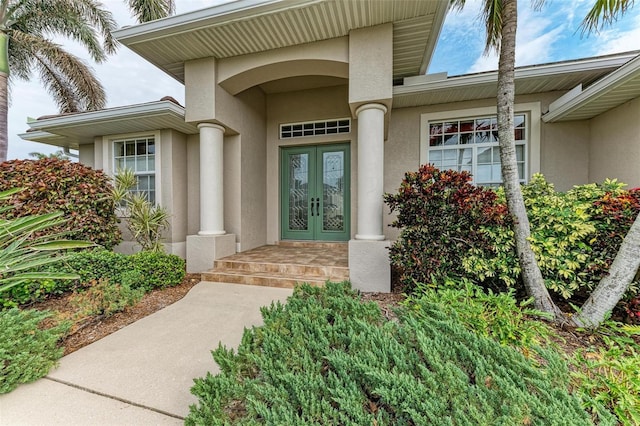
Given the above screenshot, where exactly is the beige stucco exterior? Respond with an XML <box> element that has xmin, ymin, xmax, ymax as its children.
<box><xmin>589</xmin><ymin>96</ymin><xmax>640</xmax><ymax>187</ymax></box>
<box><xmin>19</xmin><ymin>0</ymin><xmax>640</xmax><ymax>291</ymax></box>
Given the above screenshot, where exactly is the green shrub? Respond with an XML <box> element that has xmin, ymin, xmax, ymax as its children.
<box><xmin>0</xmin><ymin>308</ymin><xmax>70</xmax><ymax>393</ymax></box>
<box><xmin>69</xmin><ymin>279</ymin><xmax>144</xmax><ymax>318</ymax></box>
<box><xmin>0</xmin><ymin>158</ymin><xmax>121</xmax><ymax>249</ymax></box>
<box><xmin>129</xmin><ymin>251</ymin><xmax>185</xmax><ymax>290</ymax></box>
<box><xmin>1</xmin><ymin>249</ymin><xmax>186</xmax><ymax>306</ymax></box>
<box><xmin>384</xmin><ymin>164</ymin><xmax>508</xmax><ymax>291</ymax></box>
<box><xmin>0</xmin><ymin>279</ymin><xmax>63</xmax><ymax>308</ymax></box>
<box><xmin>386</xmin><ymin>167</ymin><xmax>640</xmax><ymax>304</ymax></box>
<box><xmin>187</xmin><ymin>282</ymin><xmax>594</xmax><ymax>425</ymax></box>
<box><xmin>53</xmin><ymin>249</ymin><xmax>131</xmax><ymax>286</ymax></box>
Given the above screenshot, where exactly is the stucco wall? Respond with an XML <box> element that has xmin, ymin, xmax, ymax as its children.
<box><xmin>236</xmin><ymin>87</ymin><xmax>267</xmax><ymax>252</ymax></box>
<box><xmin>265</xmin><ymin>84</ymin><xmax>355</xmax><ymax>244</ymax></box>
<box><xmin>541</xmin><ymin>120</ymin><xmax>590</xmax><ymax>189</ymax></box>
<box><xmin>218</xmin><ymin>37</ymin><xmax>348</xmax><ymax>95</ymax></box>
<box><xmin>159</xmin><ymin>129</ymin><xmax>188</xmax><ymax>256</ymax></box>
<box><xmin>78</xmin><ymin>144</ymin><xmax>95</xmax><ymax>168</ymax></box>
<box><xmin>349</xmin><ymin>24</ymin><xmax>393</xmax><ymax>113</ymax></box>
<box><xmin>589</xmin><ymin>96</ymin><xmax>640</xmax><ymax>187</ymax></box>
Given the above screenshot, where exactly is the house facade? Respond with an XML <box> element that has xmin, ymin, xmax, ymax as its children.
<box><xmin>20</xmin><ymin>0</ymin><xmax>640</xmax><ymax>292</ymax></box>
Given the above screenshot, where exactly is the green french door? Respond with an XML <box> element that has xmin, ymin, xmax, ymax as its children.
<box><xmin>281</xmin><ymin>143</ymin><xmax>350</xmax><ymax>241</ymax></box>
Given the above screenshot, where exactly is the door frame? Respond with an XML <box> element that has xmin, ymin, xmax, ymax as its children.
<box><xmin>280</xmin><ymin>143</ymin><xmax>350</xmax><ymax>241</ymax></box>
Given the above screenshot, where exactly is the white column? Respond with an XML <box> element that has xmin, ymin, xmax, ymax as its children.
<box><xmin>355</xmin><ymin>103</ymin><xmax>387</xmax><ymax>241</ymax></box>
<box><xmin>197</xmin><ymin>123</ymin><xmax>226</xmax><ymax>235</ymax></box>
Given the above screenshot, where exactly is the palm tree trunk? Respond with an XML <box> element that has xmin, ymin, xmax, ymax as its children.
<box><xmin>0</xmin><ymin>31</ymin><xmax>8</xmax><ymax>163</ymax></box>
<box><xmin>574</xmin><ymin>212</ymin><xmax>640</xmax><ymax>328</ymax></box>
<box><xmin>496</xmin><ymin>0</ymin><xmax>563</xmax><ymax>319</ymax></box>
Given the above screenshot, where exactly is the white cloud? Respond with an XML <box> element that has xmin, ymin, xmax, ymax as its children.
<box><xmin>592</xmin><ymin>14</ymin><xmax>640</xmax><ymax>55</ymax></box>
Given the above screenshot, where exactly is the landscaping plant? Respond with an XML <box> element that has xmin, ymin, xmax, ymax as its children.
<box><xmin>385</xmin><ymin>169</ymin><xmax>640</xmax><ymax>316</ymax></box>
<box><xmin>0</xmin><ymin>188</ymin><xmax>93</xmax><ymax>297</ymax></box>
<box><xmin>0</xmin><ymin>308</ymin><xmax>70</xmax><ymax>393</ymax></box>
<box><xmin>569</xmin><ymin>321</ymin><xmax>640</xmax><ymax>425</ymax></box>
<box><xmin>113</xmin><ymin>168</ymin><xmax>169</xmax><ymax>252</ymax></box>
<box><xmin>187</xmin><ymin>282</ymin><xmax>595</xmax><ymax>425</ymax></box>
<box><xmin>383</xmin><ymin>164</ymin><xmax>508</xmax><ymax>291</ymax></box>
<box><xmin>68</xmin><ymin>279</ymin><xmax>145</xmax><ymax>318</ymax></box>
<box><xmin>0</xmin><ymin>159</ymin><xmax>121</xmax><ymax>249</ymax></box>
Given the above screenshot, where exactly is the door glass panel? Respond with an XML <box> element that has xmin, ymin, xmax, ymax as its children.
<box><xmin>288</xmin><ymin>153</ymin><xmax>309</xmax><ymax>231</ymax></box>
<box><xmin>322</xmin><ymin>151</ymin><xmax>345</xmax><ymax>232</ymax></box>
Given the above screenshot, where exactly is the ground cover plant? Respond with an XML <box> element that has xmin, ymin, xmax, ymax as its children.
<box><xmin>0</xmin><ymin>308</ymin><xmax>70</xmax><ymax>394</ymax></box>
<box><xmin>187</xmin><ymin>282</ymin><xmax>595</xmax><ymax>425</ymax></box>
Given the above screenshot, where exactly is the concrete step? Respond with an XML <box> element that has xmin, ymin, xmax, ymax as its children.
<box><xmin>213</xmin><ymin>259</ymin><xmax>350</xmax><ymax>281</ymax></box>
<box><xmin>201</xmin><ymin>270</ymin><xmax>328</xmax><ymax>289</ymax></box>
<box><xmin>203</xmin><ymin>243</ymin><xmax>349</xmax><ymax>289</ymax></box>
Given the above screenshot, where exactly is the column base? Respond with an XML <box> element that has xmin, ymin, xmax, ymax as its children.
<box><xmin>186</xmin><ymin>234</ymin><xmax>236</xmax><ymax>273</ymax></box>
<box><xmin>348</xmin><ymin>239</ymin><xmax>390</xmax><ymax>292</ymax></box>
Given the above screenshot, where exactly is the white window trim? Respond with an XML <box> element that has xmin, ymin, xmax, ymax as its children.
<box><xmin>279</xmin><ymin>118</ymin><xmax>351</xmax><ymax>139</ymax></box>
<box><xmin>419</xmin><ymin>102</ymin><xmax>541</xmax><ymax>182</ymax></box>
<box><xmin>102</xmin><ymin>130</ymin><xmax>162</xmax><ymax>210</ymax></box>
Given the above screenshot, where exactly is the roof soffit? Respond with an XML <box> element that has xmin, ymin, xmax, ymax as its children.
<box><xmin>392</xmin><ymin>51</ymin><xmax>639</xmax><ymax>109</ymax></box>
<box><xmin>114</xmin><ymin>0</ymin><xmax>449</xmax><ymax>83</ymax></box>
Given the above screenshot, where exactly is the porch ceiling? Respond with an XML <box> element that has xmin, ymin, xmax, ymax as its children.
<box><xmin>20</xmin><ymin>100</ymin><xmax>198</xmax><ymax>147</ymax></box>
<box><xmin>114</xmin><ymin>0</ymin><xmax>449</xmax><ymax>83</ymax></box>
<box><xmin>393</xmin><ymin>51</ymin><xmax>638</xmax><ymax>109</ymax></box>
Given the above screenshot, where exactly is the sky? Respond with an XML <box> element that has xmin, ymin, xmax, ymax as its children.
<box><xmin>8</xmin><ymin>0</ymin><xmax>640</xmax><ymax>159</ymax></box>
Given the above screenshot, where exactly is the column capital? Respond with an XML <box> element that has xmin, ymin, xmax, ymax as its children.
<box><xmin>197</xmin><ymin>122</ymin><xmax>226</xmax><ymax>133</ymax></box>
<box><xmin>355</xmin><ymin>103</ymin><xmax>388</xmax><ymax>116</ymax></box>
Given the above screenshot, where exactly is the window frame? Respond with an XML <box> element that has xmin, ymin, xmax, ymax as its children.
<box><xmin>420</xmin><ymin>103</ymin><xmax>541</xmax><ymax>185</ymax></box>
<box><xmin>105</xmin><ymin>131</ymin><xmax>161</xmax><ymax>209</ymax></box>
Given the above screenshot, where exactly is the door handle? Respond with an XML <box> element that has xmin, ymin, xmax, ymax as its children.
<box><xmin>315</xmin><ymin>198</ymin><xmax>320</xmax><ymax>216</ymax></box>
<box><xmin>310</xmin><ymin>198</ymin><xmax>315</xmax><ymax>216</ymax></box>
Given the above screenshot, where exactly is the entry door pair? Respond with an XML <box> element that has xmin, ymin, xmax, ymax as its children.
<box><xmin>281</xmin><ymin>144</ymin><xmax>350</xmax><ymax>241</ymax></box>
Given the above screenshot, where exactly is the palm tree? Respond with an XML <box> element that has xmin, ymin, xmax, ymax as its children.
<box><xmin>0</xmin><ymin>0</ymin><xmax>175</xmax><ymax>163</ymax></box>
<box><xmin>450</xmin><ymin>0</ymin><xmax>635</xmax><ymax>324</ymax></box>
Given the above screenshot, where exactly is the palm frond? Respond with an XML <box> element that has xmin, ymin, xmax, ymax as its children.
<box><xmin>482</xmin><ymin>0</ymin><xmax>503</xmax><ymax>54</ymax></box>
<box><xmin>127</xmin><ymin>0</ymin><xmax>175</xmax><ymax>23</ymax></box>
<box><xmin>8</xmin><ymin>0</ymin><xmax>117</xmax><ymax>59</ymax></box>
<box><xmin>11</xmin><ymin>31</ymin><xmax>106</xmax><ymax>112</ymax></box>
<box><xmin>0</xmin><ymin>188</ymin><xmax>93</xmax><ymax>293</ymax></box>
<box><xmin>580</xmin><ymin>0</ymin><xmax>635</xmax><ymax>34</ymax></box>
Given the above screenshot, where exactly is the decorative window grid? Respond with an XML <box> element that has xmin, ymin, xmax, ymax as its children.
<box><xmin>280</xmin><ymin>119</ymin><xmax>350</xmax><ymax>139</ymax></box>
<box><xmin>427</xmin><ymin>114</ymin><xmax>527</xmax><ymax>187</ymax></box>
<box><xmin>113</xmin><ymin>136</ymin><xmax>156</xmax><ymax>204</ymax></box>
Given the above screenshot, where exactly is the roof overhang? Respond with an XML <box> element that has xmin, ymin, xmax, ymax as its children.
<box><xmin>20</xmin><ymin>100</ymin><xmax>198</xmax><ymax>148</ymax></box>
<box><xmin>542</xmin><ymin>53</ymin><xmax>640</xmax><ymax>122</ymax></box>
<box><xmin>114</xmin><ymin>0</ymin><xmax>449</xmax><ymax>83</ymax></box>
<box><xmin>393</xmin><ymin>51</ymin><xmax>639</xmax><ymax>109</ymax></box>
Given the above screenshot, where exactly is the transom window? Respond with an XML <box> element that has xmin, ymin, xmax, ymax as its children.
<box><xmin>280</xmin><ymin>119</ymin><xmax>350</xmax><ymax>139</ymax></box>
<box><xmin>427</xmin><ymin>114</ymin><xmax>527</xmax><ymax>186</ymax></box>
<box><xmin>114</xmin><ymin>137</ymin><xmax>156</xmax><ymax>203</ymax></box>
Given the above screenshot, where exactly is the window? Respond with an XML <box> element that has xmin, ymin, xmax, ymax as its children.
<box><xmin>426</xmin><ymin>114</ymin><xmax>527</xmax><ymax>186</ymax></box>
<box><xmin>114</xmin><ymin>137</ymin><xmax>156</xmax><ymax>203</ymax></box>
<box><xmin>280</xmin><ymin>119</ymin><xmax>350</xmax><ymax>139</ymax></box>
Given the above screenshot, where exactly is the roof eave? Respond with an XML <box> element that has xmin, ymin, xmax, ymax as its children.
<box><xmin>113</xmin><ymin>0</ymin><xmax>311</xmax><ymax>44</ymax></box>
<box><xmin>542</xmin><ymin>54</ymin><xmax>640</xmax><ymax>123</ymax></box>
<box><xmin>394</xmin><ymin>51</ymin><xmax>639</xmax><ymax>99</ymax></box>
<box><xmin>27</xmin><ymin>100</ymin><xmax>187</xmax><ymax>132</ymax></box>
<box><xmin>418</xmin><ymin>1</ymin><xmax>450</xmax><ymax>75</ymax></box>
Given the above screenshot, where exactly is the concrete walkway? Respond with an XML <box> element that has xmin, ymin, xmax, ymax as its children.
<box><xmin>0</xmin><ymin>282</ymin><xmax>292</xmax><ymax>425</ymax></box>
